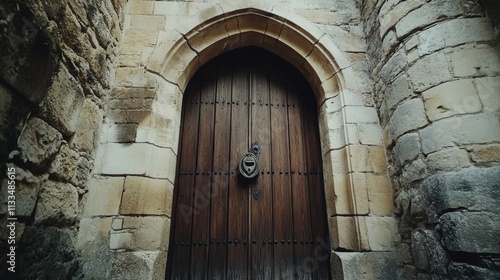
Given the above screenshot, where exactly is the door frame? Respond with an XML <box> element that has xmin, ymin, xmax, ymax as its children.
<box><xmin>95</xmin><ymin>3</ymin><xmax>398</xmax><ymax>279</ymax></box>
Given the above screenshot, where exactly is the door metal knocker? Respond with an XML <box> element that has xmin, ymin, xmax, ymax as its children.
<box><xmin>239</xmin><ymin>143</ymin><xmax>261</xmax><ymax>199</ymax></box>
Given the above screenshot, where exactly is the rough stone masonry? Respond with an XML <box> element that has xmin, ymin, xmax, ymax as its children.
<box><xmin>0</xmin><ymin>0</ymin><xmax>499</xmax><ymax>279</ymax></box>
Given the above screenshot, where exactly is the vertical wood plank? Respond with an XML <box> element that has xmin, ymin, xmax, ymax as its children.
<box><xmin>287</xmin><ymin>71</ymin><xmax>314</xmax><ymax>280</ymax></box>
<box><xmin>168</xmin><ymin>77</ymin><xmax>201</xmax><ymax>280</ymax></box>
<box><xmin>301</xmin><ymin>83</ymin><xmax>331</xmax><ymax>280</ymax></box>
<box><xmin>207</xmin><ymin>58</ymin><xmax>232</xmax><ymax>280</ymax></box>
<box><xmin>190</xmin><ymin>64</ymin><xmax>216</xmax><ymax>279</ymax></box>
<box><xmin>269</xmin><ymin>57</ymin><xmax>294</xmax><ymax>279</ymax></box>
<box><xmin>227</xmin><ymin>53</ymin><xmax>250</xmax><ymax>280</ymax></box>
<box><xmin>250</xmin><ymin>50</ymin><xmax>274</xmax><ymax>280</ymax></box>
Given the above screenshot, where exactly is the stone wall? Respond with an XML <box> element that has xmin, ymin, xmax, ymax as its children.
<box><xmin>0</xmin><ymin>0</ymin><xmax>125</xmax><ymax>278</ymax></box>
<box><xmin>361</xmin><ymin>0</ymin><xmax>500</xmax><ymax>278</ymax></box>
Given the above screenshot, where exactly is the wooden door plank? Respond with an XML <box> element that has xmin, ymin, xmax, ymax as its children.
<box><xmin>227</xmin><ymin>54</ymin><xmax>250</xmax><ymax>280</ymax></box>
<box><xmin>168</xmin><ymin>77</ymin><xmax>201</xmax><ymax>280</ymax></box>
<box><xmin>269</xmin><ymin>59</ymin><xmax>294</xmax><ymax>279</ymax></box>
<box><xmin>301</xmin><ymin>88</ymin><xmax>331</xmax><ymax>280</ymax></box>
<box><xmin>287</xmin><ymin>74</ymin><xmax>314</xmax><ymax>280</ymax></box>
<box><xmin>250</xmin><ymin>52</ymin><xmax>274</xmax><ymax>280</ymax></box>
<box><xmin>207</xmin><ymin>58</ymin><xmax>232</xmax><ymax>280</ymax></box>
<box><xmin>190</xmin><ymin>64</ymin><xmax>217</xmax><ymax>279</ymax></box>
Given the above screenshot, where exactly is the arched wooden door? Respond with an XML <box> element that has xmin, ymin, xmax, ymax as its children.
<box><xmin>166</xmin><ymin>47</ymin><xmax>331</xmax><ymax>279</ymax></box>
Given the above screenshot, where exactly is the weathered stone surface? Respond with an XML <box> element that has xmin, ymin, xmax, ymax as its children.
<box><xmin>71</xmin><ymin>99</ymin><xmax>103</xmax><ymax>153</ymax></box>
<box><xmin>394</xmin><ymin>132</ymin><xmax>421</xmax><ymax>167</ymax></box>
<box><xmin>331</xmin><ymin>252</ymin><xmax>397</xmax><ymax>280</ymax></box>
<box><xmin>0</xmin><ymin>2</ymin><xmax>60</xmax><ymax>104</ymax></box>
<box><xmin>38</xmin><ymin>65</ymin><xmax>85</xmax><ymax>136</ymax></box>
<box><xmin>380</xmin><ymin>50</ymin><xmax>407</xmax><ymax>83</ymax></box>
<box><xmin>448</xmin><ymin>262</ymin><xmax>500</xmax><ymax>280</ymax></box>
<box><xmin>475</xmin><ymin>76</ymin><xmax>500</xmax><ymax>115</ymax></box>
<box><xmin>422</xmin><ymin>79</ymin><xmax>481</xmax><ymax>121</ymax></box>
<box><xmin>469</xmin><ymin>144</ymin><xmax>500</xmax><ymax>163</ymax></box>
<box><xmin>120</xmin><ymin>176</ymin><xmax>173</xmax><ymax>215</ymax></box>
<box><xmin>448</xmin><ymin>46</ymin><xmax>500</xmax><ymax>77</ymax></box>
<box><xmin>420</xmin><ymin>114</ymin><xmax>500</xmax><ymax>154</ymax></box>
<box><xmin>389</xmin><ymin>98</ymin><xmax>428</xmax><ymax>142</ymax></box>
<box><xmin>122</xmin><ymin>216</ymin><xmax>170</xmax><ymax>251</ymax></box>
<box><xmin>365</xmin><ymin>217</ymin><xmax>399</xmax><ymax>251</ymax></box>
<box><xmin>366</xmin><ymin>174</ymin><xmax>394</xmax><ymax>216</ymax></box>
<box><xmin>395</xmin><ymin>0</ymin><xmax>462</xmax><ymax>38</ymax></box>
<box><xmin>385</xmin><ymin>74</ymin><xmax>411</xmax><ymax>114</ymax></box>
<box><xmin>426</xmin><ymin>148</ymin><xmax>470</xmax><ymax>172</ymax></box>
<box><xmin>407</xmin><ymin>52</ymin><xmax>453</xmax><ymax>92</ymax></box>
<box><xmin>49</xmin><ymin>143</ymin><xmax>79</xmax><ymax>183</ymax></box>
<box><xmin>18</xmin><ymin>227</ymin><xmax>80</xmax><ymax>280</ymax></box>
<box><xmin>422</xmin><ymin>166</ymin><xmax>500</xmax><ymax>220</ymax></box>
<box><xmin>18</xmin><ymin>117</ymin><xmax>63</xmax><ymax>166</ymax></box>
<box><xmin>411</xmin><ymin>230</ymin><xmax>449</xmax><ymax>275</ymax></box>
<box><xmin>84</xmin><ymin>176</ymin><xmax>124</xmax><ymax>216</ymax></box>
<box><xmin>34</xmin><ymin>180</ymin><xmax>79</xmax><ymax>225</ymax></box>
<box><xmin>112</xmin><ymin>251</ymin><xmax>167</xmax><ymax>280</ymax></box>
<box><xmin>439</xmin><ymin>211</ymin><xmax>500</xmax><ymax>254</ymax></box>
<box><xmin>418</xmin><ymin>18</ymin><xmax>495</xmax><ymax>56</ymax></box>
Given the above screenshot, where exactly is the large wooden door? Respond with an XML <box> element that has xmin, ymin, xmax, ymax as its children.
<box><xmin>166</xmin><ymin>47</ymin><xmax>331</xmax><ymax>279</ymax></box>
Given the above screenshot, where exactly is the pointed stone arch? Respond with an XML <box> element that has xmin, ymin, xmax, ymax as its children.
<box><xmin>95</xmin><ymin>2</ymin><xmax>397</xmax><ymax>279</ymax></box>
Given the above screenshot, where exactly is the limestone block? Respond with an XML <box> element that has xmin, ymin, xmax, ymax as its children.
<box><xmin>38</xmin><ymin>64</ymin><xmax>84</xmax><ymax>136</ymax></box>
<box><xmin>331</xmin><ymin>174</ymin><xmax>350</xmax><ymax>215</ymax></box>
<box><xmin>351</xmin><ymin>173</ymin><xmax>370</xmax><ymax>215</ymax></box>
<box><xmin>123</xmin><ymin>216</ymin><xmax>170</xmax><ymax>250</ymax></box>
<box><xmin>106</xmin><ymin>123</ymin><xmax>138</xmax><ymax>143</ymax></box>
<box><xmin>440</xmin><ymin>211</ymin><xmax>500</xmax><ymax>254</ymax></box>
<box><xmin>365</xmin><ymin>216</ymin><xmax>399</xmax><ymax>251</ymax></box>
<box><xmin>357</xmin><ymin>123</ymin><xmax>384</xmax><ymax>145</ymax></box>
<box><xmin>379</xmin><ymin>0</ymin><xmax>424</xmax><ymax>37</ymax></box>
<box><xmin>448</xmin><ymin>46</ymin><xmax>500</xmax><ymax>77</ymax></box>
<box><xmin>112</xmin><ymin>251</ymin><xmax>167</xmax><ymax>280</ymax></box>
<box><xmin>366</xmin><ymin>174</ymin><xmax>394</xmax><ymax>216</ymax></box>
<box><xmin>422</xmin><ymin>79</ymin><xmax>481</xmax><ymax>121</ymax></box>
<box><xmin>330</xmin><ymin>216</ymin><xmax>369</xmax><ymax>251</ymax></box>
<box><xmin>120</xmin><ymin>176</ymin><xmax>173</xmax><ymax>215</ymax></box>
<box><xmin>34</xmin><ymin>180</ymin><xmax>79</xmax><ymax>225</ymax></box>
<box><xmin>107</xmin><ymin>109</ymin><xmax>151</xmax><ymax>124</ymax></box>
<box><xmin>369</xmin><ymin>146</ymin><xmax>388</xmax><ymax>173</ymax></box>
<box><xmin>153</xmin><ymin>1</ymin><xmax>192</xmax><ymax>16</ymax></box>
<box><xmin>84</xmin><ymin>176</ymin><xmax>125</xmax><ymax>216</ymax></box>
<box><xmin>18</xmin><ymin>117</ymin><xmax>63</xmax><ymax>166</ymax></box>
<box><xmin>77</xmin><ymin>217</ymin><xmax>113</xmax><ymax>256</ymax></box>
<box><xmin>419</xmin><ymin>113</ymin><xmax>500</xmax><ymax>154</ymax></box>
<box><xmin>114</xmin><ymin>67</ymin><xmax>158</xmax><ymax>88</ymax></box>
<box><xmin>469</xmin><ymin>144</ymin><xmax>500</xmax><ymax>163</ymax></box>
<box><xmin>475</xmin><ymin>76</ymin><xmax>500</xmax><ymax>114</ymax></box>
<box><xmin>401</xmin><ymin>158</ymin><xmax>428</xmax><ymax>184</ymax></box>
<box><xmin>407</xmin><ymin>51</ymin><xmax>453</xmax><ymax>92</ymax></box>
<box><xmin>382</xmin><ymin>30</ymin><xmax>397</xmax><ymax>54</ymax></box>
<box><xmin>349</xmin><ymin>145</ymin><xmax>371</xmax><ymax>172</ymax></box>
<box><xmin>344</xmin><ymin>106</ymin><xmax>379</xmax><ymax>124</ymax></box>
<box><xmin>122</xmin><ymin>29</ymin><xmax>158</xmax><ymax>48</ymax></box>
<box><xmin>406</xmin><ymin>49</ymin><xmax>419</xmax><ymax>64</ymax></box>
<box><xmin>384</xmin><ymin>74</ymin><xmax>411</xmax><ymax>114</ymax></box>
<box><xmin>72</xmin><ymin>99</ymin><xmax>103</xmax><ymax>153</ymax></box>
<box><xmin>346</xmin><ymin>124</ymin><xmax>359</xmax><ymax>145</ymax></box>
<box><xmin>331</xmin><ymin>252</ymin><xmax>397</xmax><ymax>280</ymax></box>
<box><xmin>112</xmin><ymin>217</ymin><xmax>124</xmax><ymax>230</ymax></box>
<box><xmin>395</xmin><ymin>0</ymin><xmax>462</xmax><ymax>39</ymax></box>
<box><xmin>380</xmin><ymin>50</ymin><xmax>407</xmax><ymax>83</ymax></box>
<box><xmin>426</xmin><ymin>147</ymin><xmax>470</xmax><ymax>172</ymax></box>
<box><xmin>110</xmin><ymin>231</ymin><xmax>133</xmax><ymax>250</ymax></box>
<box><xmin>129</xmin><ymin>15</ymin><xmax>166</xmax><ymax>30</ymax></box>
<box><xmin>405</xmin><ymin>35</ymin><xmax>420</xmax><ymax>51</ymax></box>
<box><xmin>128</xmin><ymin>1</ymin><xmax>153</xmax><ymax>15</ymax></box>
<box><xmin>394</xmin><ymin>132</ymin><xmax>421</xmax><ymax>167</ymax></box>
<box><xmin>326</xmin><ymin>147</ymin><xmax>349</xmax><ymax>174</ymax></box>
<box><xmin>418</xmin><ymin>18</ymin><xmax>495</xmax><ymax>56</ymax></box>
<box><xmin>110</xmin><ymin>87</ymin><xmax>157</xmax><ymax>99</ymax></box>
<box><xmin>109</xmin><ymin>98</ymin><xmax>154</xmax><ymax>110</ymax></box>
<box><xmin>389</xmin><ymin>98</ymin><xmax>427</xmax><ymax>143</ymax></box>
